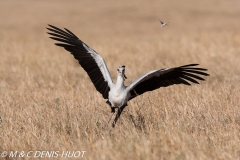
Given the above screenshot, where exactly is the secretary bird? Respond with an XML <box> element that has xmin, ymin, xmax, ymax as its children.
<box><xmin>47</xmin><ymin>25</ymin><xmax>209</xmax><ymax>127</ymax></box>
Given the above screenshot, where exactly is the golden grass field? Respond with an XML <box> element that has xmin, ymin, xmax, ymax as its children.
<box><xmin>0</xmin><ymin>0</ymin><xmax>240</xmax><ymax>159</ymax></box>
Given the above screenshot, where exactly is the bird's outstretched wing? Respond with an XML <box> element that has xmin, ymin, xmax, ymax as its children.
<box><xmin>47</xmin><ymin>25</ymin><xmax>113</xmax><ymax>99</ymax></box>
<box><xmin>127</xmin><ymin>64</ymin><xmax>209</xmax><ymax>100</ymax></box>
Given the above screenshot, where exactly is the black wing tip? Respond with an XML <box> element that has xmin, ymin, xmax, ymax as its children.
<box><xmin>47</xmin><ymin>24</ymin><xmax>79</xmax><ymax>40</ymax></box>
<box><xmin>180</xmin><ymin>64</ymin><xmax>199</xmax><ymax>67</ymax></box>
<box><xmin>180</xmin><ymin>63</ymin><xmax>210</xmax><ymax>76</ymax></box>
<box><xmin>46</xmin><ymin>24</ymin><xmax>59</xmax><ymax>34</ymax></box>
<box><xmin>47</xmin><ymin>24</ymin><xmax>60</xmax><ymax>29</ymax></box>
<box><xmin>178</xmin><ymin>64</ymin><xmax>210</xmax><ymax>84</ymax></box>
<box><xmin>47</xmin><ymin>24</ymin><xmax>56</xmax><ymax>30</ymax></box>
<box><xmin>54</xmin><ymin>43</ymin><xmax>64</xmax><ymax>47</ymax></box>
<box><xmin>64</xmin><ymin>27</ymin><xmax>78</xmax><ymax>38</ymax></box>
<box><xmin>47</xmin><ymin>24</ymin><xmax>69</xmax><ymax>32</ymax></box>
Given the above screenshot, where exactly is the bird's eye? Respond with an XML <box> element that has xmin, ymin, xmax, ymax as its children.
<box><xmin>117</xmin><ymin>69</ymin><xmax>119</xmax><ymax>71</ymax></box>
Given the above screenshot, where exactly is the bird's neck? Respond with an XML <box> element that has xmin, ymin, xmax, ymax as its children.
<box><xmin>115</xmin><ymin>74</ymin><xmax>125</xmax><ymax>90</ymax></box>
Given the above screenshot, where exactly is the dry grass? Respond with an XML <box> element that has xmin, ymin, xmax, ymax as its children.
<box><xmin>0</xmin><ymin>0</ymin><xmax>240</xmax><ymax>159</ymax></box>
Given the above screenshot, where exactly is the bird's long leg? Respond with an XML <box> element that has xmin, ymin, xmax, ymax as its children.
<box><xmin>107</xmin><ymin>112</ymin><xmax>115</xmax><ymax>124</ymax></box>
<box><xmin>112</xmin><ymin>104</ymin><xmax>127</xmax><ymax>127</ymax></box>
<box><xmin>105</xmin><ymin>100</ymin><xmax>116</xmax><ymax>128</ymax></box>
<box><xmin>103</xmin><ymin>108</ymin><xmax>115</xmax><ymax>129</ymax></box>
<box><xmin>104</xmin><ymin>109</ymin><xmax>115</xmax><ymax>129</ymax></box>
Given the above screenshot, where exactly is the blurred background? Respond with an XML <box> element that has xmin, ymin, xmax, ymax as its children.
<box><xmin>1</xmin><ymin>0</ymin><xmax>240</xmax><ymax>83</ymax></box>
<box><xmin>1</xmin><ymin>0</ymin><xmax>240</xmax><ymax>33</ymax></box>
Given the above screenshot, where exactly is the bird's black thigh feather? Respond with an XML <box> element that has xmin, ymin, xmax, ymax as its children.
<box><xmin>112</xmin><ymin>104</ymin><xmax>127</xmax><ymax>127</ymax></box>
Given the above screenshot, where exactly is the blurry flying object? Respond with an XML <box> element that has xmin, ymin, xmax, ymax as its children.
<box><xmin>47</xmin><ymin>25</ymin><xmax>209</xmax><ymax>127</ymax></box>
<box><xmin>159</xmin><ymin>20</ymin><xmax>169</xmax><ymax>27</ymax></box>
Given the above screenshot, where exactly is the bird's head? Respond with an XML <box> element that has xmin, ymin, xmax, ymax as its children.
<box><xmin>117</xmin><ymin>65</ymin><xmax>127</xmax><ymax>81</ymax></box>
